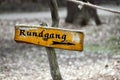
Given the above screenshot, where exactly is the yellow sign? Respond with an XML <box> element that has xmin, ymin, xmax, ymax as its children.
<box><xmin>14</xmin><ymin>24</ymin><xmax>84</xmax><ymax>51</ymax></box>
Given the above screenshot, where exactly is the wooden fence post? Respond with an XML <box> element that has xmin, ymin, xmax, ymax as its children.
<box><xmin>46</xmin><ymin>0</ymin><xmax>62</xmax><ymax>80</ymax></box>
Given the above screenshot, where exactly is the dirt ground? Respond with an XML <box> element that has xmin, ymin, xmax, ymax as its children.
<box><xmin>0</xmin><ymin>8</ymin><xmax>120</xmax><ymax>80</ymax></box>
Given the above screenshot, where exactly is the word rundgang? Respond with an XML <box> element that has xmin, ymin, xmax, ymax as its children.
<box><xmin>20</xmin><ymin>29</ymin><xmax>67</xmax><ymax>41</ymax></box>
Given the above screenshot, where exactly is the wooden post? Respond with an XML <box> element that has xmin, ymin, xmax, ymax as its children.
<box><xmin>46</xmin><ymin>0</ymin><xmax>62</xmax><ymax>80</ymax></box>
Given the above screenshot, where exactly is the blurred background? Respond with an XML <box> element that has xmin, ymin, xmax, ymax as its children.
<box><xmin>0</xmin><ymin>0</ymin><xmax>120</xmax><ymax>12</ymax></box>
<box><xmin>0</xmin><ymin>0</ymin><xmax>120</xmax><ymax>80</ymax></box>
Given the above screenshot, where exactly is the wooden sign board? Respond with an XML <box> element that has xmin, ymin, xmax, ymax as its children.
<box><xmin>14</xmin><ymin>24</ymin><xmax>84</xmax><ymax>51</ymax></box>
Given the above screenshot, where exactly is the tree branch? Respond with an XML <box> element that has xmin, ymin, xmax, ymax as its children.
<box><xmin>68</xmin><ymin>0</ymin><xmax>120</xmax><ymax>14</ymax></box>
